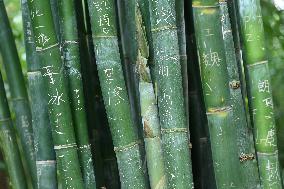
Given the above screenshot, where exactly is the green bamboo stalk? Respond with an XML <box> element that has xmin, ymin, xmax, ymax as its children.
<box><xmin>149</xmin><ymin>0</ymin><xmax>193</xmax><ymax>188</ymax></box>
<box><xmin>0</xmin><ymin>71</ymin><xmax>27</xmax><ymax>189</ymax></box>
<box><xmin>175</xmin><ymin>0</ymin><xmax>189</xmax><ymax>128</ymax></box>
<box><xmin>117</xmin><ymin>0</ymin><xmax>144</xmax><ymax>145</ymax></box>
<box><xmin>27</xmin><ymin>0</ymin><xmax>85</xmax><ymax>188</ymax></box>
<box><xmin>192</xmin><ymin>0</ymin><xmax>243</xmax><ymax>188</ymax></box>
<box><xmin>235</xmin><ymin>0</ymin><xmax>282</xmax><ymax>187</ymax></box>
<box><xmin>57</xmin><ymin>0</ymin><xmax>96</xmax><ymax>188</ymax></box>
<box><xmin>86</xmin><ymin>0</ymin><xmax>147</xmax><ymax>187</ymax></box>
<box><xmin>21</xmin><ymin>0</ymin><xmax>57</xmax><ymax>188</ymax></box>
<box><xmin>185</xmin><ymin>1</ymin><xmax>216</xmax><ymax>187</ymax></box>
<box><xmin>0</xmin><ymin>1</ymin><xmax>37</xmax><ymax>188</ymax></box>
<box><xmin>136</xmin><ymin>7</ymin><xmax>166</xmax><ymax>189</ymax></box>
<box><xmin>219</xmin><ymin>1</ymin><xmax>261</xmax><ymax>188</ymax></box>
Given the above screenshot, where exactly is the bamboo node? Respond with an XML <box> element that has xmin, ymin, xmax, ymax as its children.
<box><xmin>54</xmin><ymin>143</ymin><xmax>77</xmax><ymax>150</ymax></box>
<box><xmin>161</xmin><ymin>128</ymin><xmax>188</xmax><ymax>133</ymax></box>
<box><xmin>151</xmin><ymin>25</ymin><xmax>177</xmax><ymax>33</ymax></box>
<box><xmin>207</xmin><ymin>106</ymin><xmax>232</xmax><ymax>114</ymax></box>
<box><xmin>239</xmin><ymin>153</ymin><xmax>255</xmax><ymax>162</ymax></box>
<box><xmin>229</xmin><ymin>80</ymin><xmax>241</xmax><ymax>89</ymax></box>
<box><xmin>114</xmin><ymin>141</ymin><xmax>141</xmax><ymax>153</ymax></box>
<box><xmin>36</xmin><ymin>160</ymin><xmax>56</xmax><ymax>165</ymax></box>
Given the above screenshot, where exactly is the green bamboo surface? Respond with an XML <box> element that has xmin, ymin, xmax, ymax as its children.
<box><xmin>192</xmin><ymin>0</ymin><xmax>243</xmax><ymax>188</ymax></box>
<box><xmin>0</xmin><ymin>71</ymin><xmax>27</xmax><ymax>189</ymax></box>
<box><xmin>21</xmin><ymin>0</ymin><xmax>57</xmax><ymax>188</ymax></box>
<box><xmin>176</xmin><ymin>0</ymin><xmax>189</xmax><ymax>128</ymax></box>
<box><xmin>87</xmin><ymin>0</ymin><xmax>147</xmax><ymax>187</ymax></box>
<box><xmin>0</xmin><ymin>1</ymin><xmax>37</xmax><ymax>188</ymax></box>
<box><xmin>27</xmin><ymin>0</ymin><xmax>85</xmax><ymax>188</ymax></box>
<box><xmin>57</xmin><ymin>0</ymin><xmax>96</xmax><ymax>188</ymax></box>
<box><xmin>149</xmin><ymin>0</ymin><xmax>193</xmax><ymax>188</ymax></box>
<box><xmin>219</xmin><ymin>1</ymin><xmax>261</xmax><ymax>188</ymax></box>
<box><xmin>235</xmin><ymin>0</ymin><xmax>282</xmax><ymax>188</ymax></box>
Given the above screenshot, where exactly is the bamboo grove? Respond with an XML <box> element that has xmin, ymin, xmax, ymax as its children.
<box><xmin>0</xmin><ymin>0</ymin><xmax>282</xmax><ymax>188</ymax></box>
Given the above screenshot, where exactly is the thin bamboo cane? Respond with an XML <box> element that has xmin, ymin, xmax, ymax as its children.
<box><xmin>0</xmin><ymin>72</ymin><xmax>27</xmax><ymax>189</ymax></box>
<box><xmin>235</xmin><ymin>0</ymin><xmax>282</xmax><ymax>187</ymax></box>
<box><xmin>57</xmin><ymin>0</ymin><xmax>96</xmax><ymax>188</ymax></box>
<box><xmin>21</xmin><ymin>0</ymin><xmax>57</xmax><ymax>188</ymax></box>
<box><xmin>0</xmin><ymin>1</ymin><xmax>37</xmax><ymax>188</ymax></box>
<box><xmin>219</xmin><ymin>1</ymin><xmax>261</xmax><ymax>188</ymax></box>
<box><xmin>86</xmin><ymin>0</ymin><xmax>147</xmax><ymax>187</ymax></box>
<box><xmin>149</xmin><ymin>0</ymin><xmax>193</xmax><ymax>188</ymax></box>
<box><xmin>27</xmin><ymin>0</ymin><xmax>85</xmax><ymax>188</ymax></box>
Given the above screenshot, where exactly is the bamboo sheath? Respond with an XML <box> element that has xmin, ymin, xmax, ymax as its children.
<box><xmin>136</xmin><ymin>6</ymin><xmax>166</xmax><ymax>189</ymax></box>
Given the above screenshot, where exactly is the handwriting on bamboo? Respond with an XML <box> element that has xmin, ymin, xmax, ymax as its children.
<box><xmin>93</xmin><ymin>0</ymin><xmax>111</xmax><ymax>34</ymax></box>
<box><xmin>42</xmin><ymin>66</ymin><xmax>58</xmax><ymax>85</ymax></box>
<box><xmin>104</xmin><ymin>68</ymin><xmax>124</xmax><ymax>106</ymax></box>
<box><xmin>74</xmin><ymin>89</ymin><xmax>82</xmax><ymax>111</ymax></box>
<box><xmin>160</xmin><ymin>89</ymin><xmax>173</xmax><ymax>121</ymax></box>
<box><xmin>244</xmin><ymin>14</ymin><xmax>263</xmax><ymax>42</ymax></box>
<box><xmin>202</xmin><ymin>49</ymin><xmax>221</xmax><ymax>67</ymax></box>
<box><xmin>260</xmin><ymin>129</ymin><xmax>276</xmax><ymax>147</ymax></box>
<box><xmin>151</xmin><ymin>0</ymin><xmax>174</xmax><ymax>26</ymax></box>
<box><xmin>266</xmin><ymin>160</ymin><xmax>280</xmax><ymax>186</ymax></box>
<box><xmin>48</xmin><ymin>88</ymin><xmax>65</xmax><ymax>105</ymax></box>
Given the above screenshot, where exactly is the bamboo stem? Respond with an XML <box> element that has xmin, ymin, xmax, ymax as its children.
<box><xmin>235</xmin><ymin>0</ymin><xmax>282</xmax><ymax>187</ymax></box>
<box><xmin>21</xmin><ymin>0</ymin><xmax>57</xmax><ymax>188</ymax></box>
<box><xmin>149</xmin><ymin>0</ymin><xmax>193</xmax><ymax>188</ymax></box>
<box><xmin>219</xmin><ymin>1</ymin><xmax>261</xmax><ymax>188</ymax></box>
<box><xmin>57</xmin><ymin>0</ymin><xmax>96</xmax><ymax>188</ymax></box>
<box><xmin>86</xmin><ymin>0</ymin><xmax>147</xmax><ymax>187</ymax></box>
<box><xmin>27</xmin><ymin>0</ymin><xmax>85</xmax><ymax>188</ymax></box>
<box><xmin>0</xmin><ymin>72</ymin><xmax>27</xmax><ymax>189</ymax></box>
<box><xmin>192</xmin><ymin>0</ymin><xmax>243</xmax><ymax>187</ymax></box>
<box><xmin>0</xmin><ymin>1</ymin><xmax>37</xmax><ymax>188</ymax></box>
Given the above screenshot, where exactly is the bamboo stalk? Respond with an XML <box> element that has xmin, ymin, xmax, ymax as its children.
<box><xmin>175</xmin><ymin>0</ymin><xmax>189</xmax><ymax>128</ymax></box>
<box><xmin>0</xmin><ymin>1</ymin><xmax>37</xmax><ymax>188</ymax></box>
<box><xmin>136</xmin><ymin>7</ymin><xmax>166</xmax><ymax>189</ymax></box>
<box><xmin>235</xmin><ymin>0</ymin><xmax>282</xmax><ymax>187</ymax></box>
<box><xmin>0</xmin><ymin>71</ymin><xmax>28</xmax><ymax>189</ymax></box>
<box><xmin>57</xmin><ymin>0</ymin><xmax>96</xmax><ymax>188</ymax></box>
<box><xmin>192</xmin><ymin>0</ymin><xmax>243</xmax><ymax>188</ymax></box>
<box><xmin>149</xmin><ymin>0</ymin><xmax>193</xmax><ymax>188</ymax></box>
<box><xmin>86</xmin><ymin>0</ymin><xmax>147</xmax><ymax>188</ymax></box>
<box><xmin>21</xmin><ymin>0</ymin><xmax>57</xmax><ymax>188</ymax></box>
<box><xmin>219</xmin><ymin>1</ymin><xmax>261</xmax><ymax>188</ymax></box>
<box><xmin>27</xmin><ymin>0</ymin><xmax>85</xmax><ymax>188</ymax></box>
<box><xmin>185</xmin><ymin>1</ymin><xmax>216</xmax><ymax>187</ymax></box>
